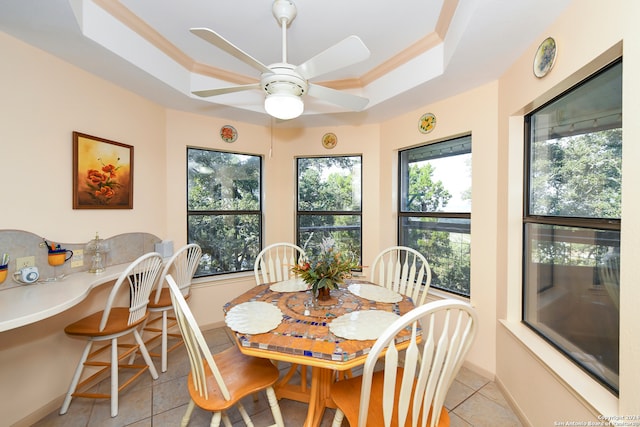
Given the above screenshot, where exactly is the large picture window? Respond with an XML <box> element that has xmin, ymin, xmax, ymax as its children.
<box><xmin>187</xmin><ymin>148</ymin><xmax>262</xmax><ymax>277</ymax></box>
<box><xmin>523</xmin><ymin>59</ymin><xmax>622</xmax><ymax>393</ymax></box>
<box><xmin>399</xmin><ymin>135</ymin><xmax>472</xmax><ymax>296</ymax></box>
<box><xmin>296</xmin><ymin>156</ymin><xmax>362</xmax><ymax>262</ymax></box>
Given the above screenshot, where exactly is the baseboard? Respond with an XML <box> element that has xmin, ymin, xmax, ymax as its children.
<box><xmin>11</xmin><ymin>396</ymin><xmax>65</xmax><ymax>427</ymax></box>
<box><xmin>494</xmin><ymin>375</ymin><xmax>532</xmax><ymax>427</ymax></box>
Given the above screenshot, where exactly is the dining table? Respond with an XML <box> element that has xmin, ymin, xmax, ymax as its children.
<box><xmin>223</xmin><ymin>278</ymin><xmax>418</xmax><ymax>427</ymax></box>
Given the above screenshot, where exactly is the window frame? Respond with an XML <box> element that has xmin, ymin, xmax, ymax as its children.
<box><xmin>522</xmin><ymin>58</ymin><xmax>622</xmax><ymax>394</ymax></box>
<box><xmin>186</xmin><ymin>147</ymin><xmax>263</xmax><ymax>278</ymax></box>
<box><xmin>295</xmin><ymin>155</ymin><xmax>363</xmax><ymax>263</ymax></box>
<box><xmin>398</xmin><ymin>135</ymin><xmax>472</xmax><ymax>297</ymax></box>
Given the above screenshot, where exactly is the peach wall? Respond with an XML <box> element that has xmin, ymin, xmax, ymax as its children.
<box><xmin>0</xmin><ymin>33</ymin><xmax>167</xmax><ymax>242</ymax></box>
<box><xmin>380</xmin><ymin>82</ymin><xmax>500</xmax><ymax>378</ymax></box>
<box><xmin>163</xmin><ymin>110</ymin><xmax>382</xmax><ymax>328</ymax></box>
<box><xmin>0</xmin><ymin>32</ymin><xmax>167</xmax><ymax>426</ymax></box>
<box><xmin>498</xmin><ymin>0</ymin><xmax>640</xmax><ymax>424</ymax></box>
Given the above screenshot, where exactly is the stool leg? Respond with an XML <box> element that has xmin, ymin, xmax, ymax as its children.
<box><xmin>134</xmin><ymin>329</ymin><xmax>159</xmax><ymax>379</ymax></box>
<box><xmin>161</xmin><ymin>310</ymin><xmax>168</xmax><ymax>372</ymax></box>
<box><xmin>60</xmin><ymin>341</ymin><xmax>92</xmax><ymax>415</ymax></box>
<box><xmin>111</xmin><ymin>337</ymin><xmax>118</xmax><ymax>417</ymax></box>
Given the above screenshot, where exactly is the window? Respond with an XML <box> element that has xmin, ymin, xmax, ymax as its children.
<box><xmin>187</xmin><ymin>148</ymin><xmax>262</xmax><ymax>277</ymax></box>
<box><xmin>296</xmin><ymin>156</ymin><xmax>362</xmax><ymax>262</ymax></box>
<box><xmin>398</xmin><ymin>136</ymin><xmax>472</xmax><ymax>296</ymax></box>
<box><xmin>523</xmin><ymin>60</ymin><xmax>622</xmax><ymax>393</ymax></box>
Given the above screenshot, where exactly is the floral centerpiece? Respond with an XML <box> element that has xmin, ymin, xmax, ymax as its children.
<box><xmin>291</xmin><ymin>237</ymin><xmax>359</xmax><ymax>300</ymax></box>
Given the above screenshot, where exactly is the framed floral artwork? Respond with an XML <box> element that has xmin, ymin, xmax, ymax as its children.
<box><xmin>72</xmin><ymin>131</ymin><xmax>133</xmax><ymax>209</ymax></box>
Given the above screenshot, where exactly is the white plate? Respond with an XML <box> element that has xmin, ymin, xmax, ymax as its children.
<box><xmin>269</xmin><ymin>277</ymin><xmax>309</xmax><ymax>292</ymax></box>
<box><xmin>348</xmin><ymin>283</ymin><xmax>402</xmax><ymax>303</ymax></box>
<box><xmin>329</xmin><ymin>310</ymin><xmax>400</xmax><ymax>340</ymax></box>
<box><xmin>225</xmin><ymin>301</ymin><xmax>283</xmax><ymax>334</ymax></box>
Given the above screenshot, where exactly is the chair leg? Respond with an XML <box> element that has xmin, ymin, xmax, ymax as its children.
<box><xmin>59</xmin><ymin>341</ymin><xmax>92</xmax><ymax>415</ymax></box>
<box><xmin>209</xmin><ymin>411</ymin><xmax>222</xmax><ymax>427</ymax></box>
<box><xmin>181</xmin><ymin>400</ymin><xmax>196</xmax><ymax>427</ymax></box>
<box><xmin>133</xmin><ymin>329</ymin><xmax>159</xmax><ymax>379</ymax></box>
<box><xmin>161</xmin><ymin>310</ymin><xmax>168</xmax><ymax>372</ymax></box>
<box><xmin>110</xmin><ymin>337</ymin><xmax>119</xmax><ymax>417</ymax></box>
<box><xmin>236</xmin><ymin>402</ymin><xmax>252</xmax><ymax>425</ymax></box>
<box><xmin>266</xmin><ymin>386</ymin><xmax>285</xmax><ymax>427</ymax></box>
<box><xmin>221</xmin><ymin>412</ymin><xmax>233</xmax><ymax>427</ymax></box>
<box><xmin>332</xmin><ymin>408</ymin><xmax>345</xmax><ymax>427</ymax></box>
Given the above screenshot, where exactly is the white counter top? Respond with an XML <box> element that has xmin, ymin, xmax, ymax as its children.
<box><xmin>0</xmin><ymin>263</ymin><xmax>130</xmax><ymax>332</ymax></box>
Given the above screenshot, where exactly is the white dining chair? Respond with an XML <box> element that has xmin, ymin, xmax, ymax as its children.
<box><xmin>165</xmin><ymin>274</ymin><xmax>285</xmax><ymax>427</ymax></box>
<box><xmin>254</xmin><ymin>242</ymin><xmax>306</xmax><ymax>285</ymax></box>
<box><xmin>143</xmin><ymin>243</ymin><xmax>202</xmax><ymax>372</ymax></box>
<box><xmin>60</xmin><ymin>252</ymin><xmax>164</xmax><ymax>417</ymax></box>
<box><xmin>370</xmin><ymin>246</ymin><xmax>432</xmax><ymax>306</ymax></box>
<box><xmin>331</xmin><ymin>299</ymin><xmax>478</xmax><ymax>427</ymax></box>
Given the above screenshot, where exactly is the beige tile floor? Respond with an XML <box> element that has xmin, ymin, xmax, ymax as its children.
<box><xmin>33</xmin><ymin>327</ymin><xmax>523</xmax><ymax>426</ymax></box>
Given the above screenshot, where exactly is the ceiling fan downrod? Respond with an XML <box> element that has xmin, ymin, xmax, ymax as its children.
<box><xmin>272</xmin><ymin>0</ymin><xmax>297</xmax><ymax>64</ymax></box>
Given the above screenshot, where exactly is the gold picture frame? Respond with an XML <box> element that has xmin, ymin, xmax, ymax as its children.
<box><xmin>73</xmin><ymin>131</ymin><xmax>133</xmax><ymax>209</ymax></box>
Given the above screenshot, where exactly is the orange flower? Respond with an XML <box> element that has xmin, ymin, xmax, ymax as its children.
<box><xmin>95</xmin><ymin>186</ymin><xmax>115</xmax><ymax>198</ymax></box>
<box><xmin>102</xmin><ymin>164</ymin><xmax>117</xmax><ymax>178</ymax></box>
<box><xmin>87</xmin><ymin>169</ymin><xmax>107</xmax><ymax>184</ymax></box>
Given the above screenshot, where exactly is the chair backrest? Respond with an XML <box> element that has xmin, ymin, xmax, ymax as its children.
<box><xmin>370</xmin><ymin>246</ymin><xmax>432</xmax><ymax>305</ymax></box>
<box><xmin>358</xmin><ymin>300</ymin><xmax>478</xmax><ymax>427</ymax></box>
<box><xmin>165</xmin><ymin>274</ymin><xmax>231</xmax><ymax>401</ymax></box>
<box><xmin>100</xmin><ymin>252</ymin><xmax>164</xmax><ymax>331</ymax></box>
<box><xmin>153</xmin><ymin>243</ymin><xmax>202</xmax><ymax>304</ymax></box>
<box><xmin>254</xmin><ymin>242</ymin><xmax>306</xmax><ymax>285</ymax></box>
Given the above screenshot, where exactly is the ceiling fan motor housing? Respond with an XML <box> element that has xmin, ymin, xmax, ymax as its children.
<box><xmin>261</xmin><ymin>64</ymin><xmax>308</xmax><ymax>96</ymax></box>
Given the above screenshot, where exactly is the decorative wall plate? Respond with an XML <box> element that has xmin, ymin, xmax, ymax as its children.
<box><xmin>322</xmin><ymin>132</ymin><xmax>337</xmax><ymax>149</ymax></box>
<box><xmin>220</xmin><ymin>125</ymin><xmax>237</xmax><ymax>143</ymax></box>
<box><xmin>419</xmin><ymin>113</ymin><xmax>436</xmax><ymax>134</ymax></box>
<box><xmin>533</xmin><ymin>37</ymin><xmax>557</xmax><ymax>78</ymax></box>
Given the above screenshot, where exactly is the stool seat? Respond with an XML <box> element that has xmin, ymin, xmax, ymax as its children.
<box><xmin>147</xmin><ymin>288</ymin><xmax>190</xmax><ymax>309</ymax></box>
<box><xmin>65</xmin><ymin>308</ymin><xmax>148</xmax><ymax>337</ymax></box>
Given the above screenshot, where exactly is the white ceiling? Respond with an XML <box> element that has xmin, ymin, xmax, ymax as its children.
<box><xmin>0</xmin><ymin>0</ymin><xmax>571</xmax><ymax>128</ymax></box>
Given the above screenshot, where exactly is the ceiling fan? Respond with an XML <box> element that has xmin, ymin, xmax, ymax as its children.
<box><xmin>190</xmin><ymin>0</ymin><xmax>371</xmax><ymax>120</ymax></box>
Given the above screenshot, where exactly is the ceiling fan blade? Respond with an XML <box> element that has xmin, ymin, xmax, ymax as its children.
<box><xmin>190</xmin><ymin>28</ymin><xmax>272</xmax><ymax>74</ymax></box>
<box><xmin>307</xmin><ymin>83</ymin><xmax>369</xmax><ymax>111</ymax></box>
<box><xmin>192</xmin><ymin>83</ymin><xmax>261</xmax><ymax>98</ymax></box>
<box><xmin>296</xmin><ymin>35</ymin><xmax>370</xmax><ymax>80</ymax></box>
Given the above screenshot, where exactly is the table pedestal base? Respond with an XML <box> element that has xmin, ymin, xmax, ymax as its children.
<box><xmin>274</xmin><ymin>366</ymin><xmax>337</xmax><ymax>427</ymax></box>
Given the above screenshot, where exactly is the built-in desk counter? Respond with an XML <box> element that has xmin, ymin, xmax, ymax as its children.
<box><xmin>0</xmin><ymin>230</ymin><xmax>165</xmax><ymax>333</ymax></box>
<box><xmin>0</xmin><ymin>262</ymin><xmax>131</xmax><ymax>333</ymax></box>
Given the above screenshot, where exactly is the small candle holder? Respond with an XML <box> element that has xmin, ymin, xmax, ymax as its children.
<box><xmin>85</xmin><ymin>232</ymin><xmax>109</xmax><ymax>274</ymax></box>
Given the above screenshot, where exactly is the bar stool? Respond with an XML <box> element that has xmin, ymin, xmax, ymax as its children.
<box><xmin>143</xmin><ymin>243</ymin><xmax>201</xmax><ymax>372</ymax></box>
<box><xmin>59</xmin><ymin>252</ymin><xmax>164</xmax><ymax>417</ymax></box>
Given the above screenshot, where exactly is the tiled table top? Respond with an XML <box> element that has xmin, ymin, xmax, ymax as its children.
<box><xmin>223</xmin><ymin>280</ymin><xmax>416</xmax><ymax>367</ymax></box>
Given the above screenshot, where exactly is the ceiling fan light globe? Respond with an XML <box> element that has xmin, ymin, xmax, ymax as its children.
<box><xmin>264</xmin><ymin>93</ymin><xmax>304</xmax><ymax>120</ymax></box>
